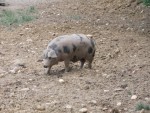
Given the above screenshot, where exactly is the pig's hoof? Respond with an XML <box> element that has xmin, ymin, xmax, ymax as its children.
<box><xmin>45</xmin><ymin>71</ymin><xmax>51</xmax><ymax>75</ymax></box>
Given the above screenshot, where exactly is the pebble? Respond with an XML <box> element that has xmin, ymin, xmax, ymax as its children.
<box><xmin>26</xmin><ymin>39</ymin><xmax>33</xmax><ymax>42</ymax></box>
<box><xmin>89</xmin><ymin>100</ymin><xmax>97</xmax><ymax>106</ymax></box>
<box><xmin>20</xmin><ymin>88</ymin><xmax>30</xmax><ymax>91</ymax></box>
<box><xmin>104</xmin><ymin>90</ymin><xmax>109</xmax><ymax>93</ymax></box>
<box><xmin>79</xmin><ymin>108</ymin><xmax>88</xmax><ymax>113</ymax></box>
<box><xmin>10</xmin><ymin>67</ymin><xmax>20</xmax><ymax>74</ymax></box>
<box><xmin>59</xmin><ymin>79</ymin><xmax>65</xmax><ymax>83</ymax></box>
<box><xmin>81</xmin><ymin>104</ymin><xmax>86</xmax><ymax>107</ymax></box>
<box><xmin>140</xmin><ymin>109</ymin><xmax>145</xmax><ymax>113</ymax></box>
<box><xmin>131</xmin><ymin>95</ymin><xmax>137</xmax><ymax>100</ymax></box>
<box><xmin>65</xmin><ymin>105</ymin><xmax>72</xmax><ymax>109</ymax></box>
<box><xmin>114</xmin><ymin>88</ymin><xmax>123</xmax><ymax>92</ymax></box>
<box><xmin>106</xmin><ymin>23</ymin><xmax>109</xmax><ymax>26</ymax></box>
<box><xmin>36</xmin><ymin>105</ymin><xmax>46</xmax><ymax>111</ymax></box>
<box><xmin>117</xmin><ymin>102</ymin><xmax>122</xmax><ymax>106</ymax></box>
<box><xmin>13</xmin><ymin>59</ymin><xmax>26</xmax><ymax>68</ymax></box>
<box><xmin>145</xmin><ymin>97</ymin><xmax>150</xmax><ymax>102</ymax></box>
<box><xmin>84</xmin><ymin>86</ymin><xmax>90</xmax><ymax>90</ymax></box>
<box><xmin>102</xmin><ymin>107</ymin><xmax>108</xmax><ymax>111</ymax></box>
<box><xmin>120</xmin><ymin>84</ymin><xmax>128</xmax><ymax>89</ymax></box>
<box><xmin>96</xmin><ymin>70</ymin><xmax>99</xmax><ymax>72</ymax></box>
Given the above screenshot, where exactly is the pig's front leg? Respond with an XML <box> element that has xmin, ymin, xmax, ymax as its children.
<box><xmin>46</xmin><ymin>66</ymin><xmax>51</xmax><ymax>75</ymax></box>
<box><xmin>64</xmin><ymin>59</ymin><xmax>71</xmax><ymax>72</ymax></box>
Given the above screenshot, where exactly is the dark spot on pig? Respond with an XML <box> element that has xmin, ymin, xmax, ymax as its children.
<box><xmin>91</xmin><ymin>40</ymin><xmax>95</xmax><ymax>47</ymax></box>
<box><xmin>50</xmin><ymin>43</ymin><xmax>57</xmax><ymax>50</ymax></box>
<box><xmin>80</xmin><ymin>37</ymin><xmax>83</xmax><ymax>41</ymax></box>
<box><xmin>92</xmin><ymin>50</ymin><xmax>95</xmax><ymax>57</ymax></box>
<box><xmin>72</xmin><ymin>44</ymin><xmax>77</xmax><ymax>52</ymax></box>
<box><xmin>77</xmin><ymin>35</ymin><xmax>83</xmax><ymax>41</ymax></box>
<box><xmin>88</xmin><ymin>47</ymin><xmax>93</xmax><ymax>54</ymax></box>
<box><xmin>63</xmin><ymin>46</ymin><xmax>70</xmax><ymax>54</ymax></box>
<box><xmin>71</xmin><ymin>56</ymin><xmax>78</xmax><ymax>62</ymax></box>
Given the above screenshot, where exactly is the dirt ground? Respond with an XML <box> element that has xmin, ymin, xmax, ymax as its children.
<box><xmin>0</xmin><ymin>0</ymin><xmax>150</xmax><ymax>113</ymax></box>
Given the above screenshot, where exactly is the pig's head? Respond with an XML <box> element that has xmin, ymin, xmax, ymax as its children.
<box><xmin>42</xmin><ymin>49</ymin><xmax>58</xmax><ymax>68</ymax></box>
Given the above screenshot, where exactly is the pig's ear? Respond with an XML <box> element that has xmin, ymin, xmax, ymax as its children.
<box><xmin>48</xmin><ymin>49</ymin><xmax>57</xmax><ymax>58</ymax></box>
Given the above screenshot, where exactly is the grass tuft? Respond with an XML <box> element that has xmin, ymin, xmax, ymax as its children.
<box><xmin>136</xmin><ymin>103</ymin><xmax>150</xmax><ymax>111</ymax></box>
<box><xmin>142</xmin><ymin>0</ymin><xmax>150</xmax><ymax>6</ymax></box>
<box><xmin>0</xmin><ymin>6</ymin><xmax>38</xmax><ymax>26</ymax></box>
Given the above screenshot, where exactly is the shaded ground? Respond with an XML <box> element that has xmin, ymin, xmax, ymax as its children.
<box><xmin>0</xmin><ymin>0</ymin><xmax>150</xmax><ymax>113</ymax></box>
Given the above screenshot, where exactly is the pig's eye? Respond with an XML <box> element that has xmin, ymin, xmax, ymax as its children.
<box><xmin>49</xmin><ymin>57</ymin><xmax>52</xmax><ymax>59</ymax></box>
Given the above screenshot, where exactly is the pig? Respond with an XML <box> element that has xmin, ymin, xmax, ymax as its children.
<box><xmin>41</xmin><ymin>34</ymin><xmax>96</xmax><ymax>74</ymax></box>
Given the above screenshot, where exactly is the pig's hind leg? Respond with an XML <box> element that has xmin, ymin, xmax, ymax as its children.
<box><xmin>64</xmin><ymin>59</ymin><xmax>71</xmax><ymax>72</ymax></box>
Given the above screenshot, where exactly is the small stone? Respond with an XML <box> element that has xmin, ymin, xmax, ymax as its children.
<box><xmin>120</xmin><ymin>84</ymin><xmax>128</xmax><ymax>89</ymax></box>
<box><xmin>106</xmin><ymin>23</ymin><xmax>109</xmax><ymax>26</ymax></box>
<box><xmin>19</xmin><ymin>33</ymin><xmax>24</xmax><ymax>36</ymax></box>
<box><xmin>52</xmin><ymin>33</ymin><xmax>56</xmax><ymax>36</ymax></box>
<box><xmin>9</xmin><ymin>92</ymin><xmax>15</xmax><ymax>97</ymax></box>
<box><xmin>114</xmin><ymin>88</ymin><xmax>123</xmax><ymax>92</ymax></box>
<box><xmin>20</xmin><ymin>88</ymin><xmax>29</xmax><ymax>91</ymax></box>
<box><xmin>124</xmin><ymin>108</ymin><xmax>127</xmax><ymax>111</ymax></box>
<box><xmin>86</xmin><ymin>34</ymin><xmax>93</xmax><ymax>38</ymax></box>
<box><xmin>140</xmin><ymin>109</ymin><xmax>145</xmax><ymax>113</ymax></box>
<box><xmin>51</xmin><ymin>100</ymin><xmax>59</xmax><ymax>105</ymax></box>
<box><xmin>102</xmin><ymin>107</ymin><xmax>108</xmax><ymax>111</ymax></box>
<box><xmin>89</xmin><ymin>100</ymin><xmax>97</xmax><ymax>106</ymax></box>
<box><xmin>142</xmin><ymin>29</ymin><xmax>145</xmax><ymax>32</ymax></box>
<box><xmin>0</xmin><ymin>73</ymin><xmax>5</xmax><ymax>78</ymax></box>
<box><xmin>104</xmin><ymin>90</ymin><xmax>109</xmax><ymax>93</ymax></box>
<box><xmin>26</xmin><ymin>39</ymin><xmax>33</xmax><ymax>42</ymax></box>
<box><xmin>96</xmin><ymin>70</ymin><xmax>99</xmax><ymax>72</ymax></box>
<box><xmin>131</xmin><ymin>95</ymin><xmax>137</xmax><ymax>100</ymax></box>
<box><xmin>13</xmin><ymin>59</ymin><xmax>26</xmax><ymax>68</ymax></box>
<box><xmin>10</xmin><ymin>67</ymin><xmax>20</xmax><ymax>74</ymax></box>
<box><xmin>81</xmin><ymin>104</ymin><xmax>86</xmax><ymax>107</ymax></box>
<box><xmin>59</xmin><ymin>79</ymin><xmax>65</xmax><ymax>83</ymax></box>
<box><xmin>65</xmin><ymin>105</ymin><xmax>72</xmax><ymax>109</ymax></box>
<box><xmin>25</xmin><ymin>28</ymin><xmax>30</xmax><ymax>30</ymax></box>
<box><xmin>36</xmin><ymin>105</ymin><xmax>46</xmax><ymax>111</ymax></box>
<box><xmin>117</xmin><ymin>102</ymin><xmax>122</xmax><ymax>106</ymax></box>
<box><xmin>79</xmin><ymin>108</ymin><xmax>88</xmax><ymax>113</ymax></box>
<box><xmin>145</xmin><ymin>97</ymin><xmax>150</xmax><ymax>102</ymax></box>
<box><xmin>84</xmin><ymin>86</ymin><xmax>90</xmax><ymax>90</ymax></box>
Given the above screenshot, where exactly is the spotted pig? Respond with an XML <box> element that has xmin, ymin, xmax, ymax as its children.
<box><xmin>41</xmin><ymin>34</ymin><xmax>96</xmax><ymax>74</ymax></box>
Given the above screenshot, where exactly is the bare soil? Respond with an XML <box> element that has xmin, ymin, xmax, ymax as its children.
<box><xmin>0</xmin><ymin>0</ymin><xmax>150</xmax><ymax>113</ymax></box>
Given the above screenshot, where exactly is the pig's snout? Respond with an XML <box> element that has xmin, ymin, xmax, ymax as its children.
<box><xmin>44</xmin><ymin>65</ymin><xmax>48</xmax><ymax>68</ymax></box>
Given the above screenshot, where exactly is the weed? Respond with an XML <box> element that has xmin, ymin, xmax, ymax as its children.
<box><xmin>136</xmin><ymin>103</ymin><xmax>150</xmax><ymax>111</ymax></box>
<box><xmin>141</xmin><ymin>0</ymin><xmax>150</xmax><ymax>6</ymax></box>
<box><xmin>0</xmin><ymin>6</ymin><xmax>37</xmax><ymax>26</ymax></box>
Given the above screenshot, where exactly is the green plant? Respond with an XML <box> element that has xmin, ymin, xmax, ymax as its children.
<box><xmin>142</xmin><ymin>0</ymin><xmax>150</xmax><ymax>6</ymax></box>
<box><xmin>127</xmin><ymin>91</ymin><xmax>132</xmax><ymax>95</ymax></box>
<box><xmin>0</xmin><ymin>6</ymin><xmax>37</xmax><ymax>26</ymax></box>
<box><xmin>136</xmin><ymin>103</ymin><xmax>150</xmax><ymax>111</ymax></box>
<box><xmin>27</xmin><ymin>6</ymin><xmax>37</xmax><ymax>13</ymax></box>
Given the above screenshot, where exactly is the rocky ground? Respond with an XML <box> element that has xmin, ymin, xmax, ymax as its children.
<box><xmin>0</xmin><ymin>0</ymin><xmax>150</xmax><ymax>113</ymax></box>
